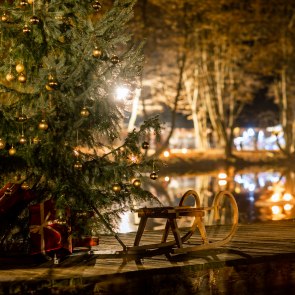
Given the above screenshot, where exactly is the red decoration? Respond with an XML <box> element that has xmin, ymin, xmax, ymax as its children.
<box><xmin>29</xmin><ymin>199</ymin><xmax>72</xmax><ymax>255</ymax></box>
<box><xmin>0</xmin><ymin>182</ymin><xmax>35</xmax><ymax>217</ymax></box>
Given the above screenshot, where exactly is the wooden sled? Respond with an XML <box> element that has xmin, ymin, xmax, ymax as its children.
<box><xmin>126</xmin><ymin>190</ymin><xmax>239</xmax><ymax>255</ymax></box>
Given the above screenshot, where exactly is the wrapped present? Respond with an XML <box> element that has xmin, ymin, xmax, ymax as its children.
<box><xmin>0</xmin><ymin>182</ymin><xmax>36</xmax><ymax>218</ymax></box>
<box><xmin>72</xmin><ymin>236</ymin><xmax>99</xmax><ymax>249</ymax></box>
<box><xmin>29</xmin><ymin>199</ymin><xmax>72</xmax><ymax>255</ymax></box>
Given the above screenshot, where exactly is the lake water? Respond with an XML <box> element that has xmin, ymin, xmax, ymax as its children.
<box><xmin>118</xmin><ymin>168</ymin><xmax>295</xmax><ymax>233</ymax></box>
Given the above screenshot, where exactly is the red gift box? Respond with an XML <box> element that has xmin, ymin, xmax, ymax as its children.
<box><xmin>29</xmin><ymin>199</ymin><xmax>72</xmax><ymax>255</ymax></box>
<box><xmin>0</xmin><ymin>182</ymin><xmax>35</xmax><ymax>217</ymax></box>
<box><xmin>73</xmin><ymin>236</ymin><xmax>99</xmax><ymax>249</ymax></box>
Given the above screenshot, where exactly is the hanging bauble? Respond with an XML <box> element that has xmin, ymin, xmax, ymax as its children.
<box><xmin>80</xmin><ymin>107</ymin><xmax>90</xmax><ymax>118</ymax></box>
<box><xmin>9</xmin><ymin>146</ymin><xmax>16</xmax><ymax>156</ymax></box>
<box><xmin>141</xmin><ymin>141</ymin><xmax>149</xmax><ymax>149</ymax></box>
<box><xmin>45</xmin><ymin>84</ymin><xmax>54</xmax><ymax>91</ymax></box>
<box><xmin>110</xmin><ymin>55</ymin><xmax>119</xmax><ymax>64</ymax></box>
<box><xmin>74</xmin><ymin>160</ymin><xmax>83</xmax><ymax>170</ymax></box>
<box><xmin>47</xmin><ymin>76</ymin><xmax>59</xmax><ymax>89</ymax></box>
<box><xmin>18</xmin><ymin>73</ymin><xmax>26</xmax><ymax>83</ymax></box>
<box><xmin>23</xmin><ymin>24</ymin><xmax>31</xmax><ymax>33</ymax></box>
<box><xmin>33</xmin><ymin>136</ymin><xmax>40</xmax><ymax>144</ymax></box>
<box><xmin>92</xmin><ymin>47</ymin><xmax>102</xmax><ymax>58</ymax></box>
<box><xmin>19</xmin><ymin>134</ymin><xmax>27</xmax><ymax>144</ymax></box>
<box><xmin>28</xmin><ymin>0</ymin><xmax>34</xmax><ymax>4</ymax></box>
<box><xmin>20</xmin><ymin>0</ymin><xmax>28</xmax><ymax>8</ymax></box>
<box><xmin>29</xmin><ymin>15</ymin><xmax>40</xmax><ymax>25</ymax></box>
<box><xmin>6</xmin><ymin>73</ymin><xmax>15</xmax><ymax>82</ymax></box>
<box><xmin>16</xmin><ymin>63</ymin><xmax>25</xmax><ymax>73</ymax></box>
<box><xmin>0</xmin><ymin>138</ymin><xmax>5</xmax><ymax>150</ymax></box>
<box><xmin>150</xmin><ymin>172</ymin><xmax>158</xmax><ymax>180</ymax></box>
<box><xmin>21</xmin><ymin>181</ymin><xmax>30</xmax><ymax>190</ymax></box>
<box><xmin>38</xmin><ymin>119</ymin><xmax>48</xmax><ymax>130</ymax></box>
<box><xmin>112</xmin><ymin>183</ymin><xmax>122</xmax><ymax>193</ymax></box>
<box><xmin>17</xmin><ymin>113</ymin><xmax>28</xmax><ymax>122</ymax></box>
<box><xmin>1</xmin><ymin>13</ymin><xmax>8</xmax><ymax>22</ymax></box>
<box><xmin>132</xmin><ymin>179</ymin><xmax>141</xmax><ymax>188</ymax></box>
<box><xmin>92</xmin><ymin>1</ymin><xmax>102</xmax><ymax>11</ymax></box>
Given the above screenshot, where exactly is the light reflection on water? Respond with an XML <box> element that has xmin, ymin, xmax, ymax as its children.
<box><xmin>118</xmin><ymin>169</ymin><xmax>295</xmax><ymax>233</ymax></box>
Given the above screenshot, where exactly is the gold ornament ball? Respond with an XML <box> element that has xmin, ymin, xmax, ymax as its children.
<box><xmin>17</xmin><ymin>113</ymin><xmax>28</xmax><ymax>122</ymax></box>
<box><xmin>9</xmin><ymin>146</ymin><xmax>16</xmax><ymax>156</ymax></box>
<box><xmin>74</xmin><ymin>160</ymin><xmax>83</xmax><ymax>170</ymax></box>
<box><xmin>39</xmin><ymin>119</ymin><xmax>49</xmax><ymax>130</ymax></box>
<box><xmin>110</xmin><ymin>55</ymin><xmax>119</xmax><ymax>64</ymax></box>
<box><xmin>19</xmin><ymin>134</ymin><xmax>27</xmax><ymax>144</ymax></box>
<box><xmin>141</xmin><ymin>141</ymin><xmax>149</xmax><ymax>149</ymax></box>
<box><xmin>33</xmin><ymin>137</ymin><xmax>40</xmax><ymax>144</ymax></box>
<box><xmin>48</xmin><ymin>77</ymin><xmax>59</xmax><ymax>89</ymax></box>
<box><xmin>80</xmin><ymin>107</ymin><xmax>90</xmax><ymax>117</ymax></box>
<box><xmin>93</xmin><ymin>48</ymin><xmax>102</xmax><ymax>58</ymax></box>
<box><xmin>92</xmin><ymin>1</ymin><xmax>102</xmax><ymax>11</ymax></box>
<box><xmin>28</xmin><ymin>0</ymin><xmax>34</xmax><ymax>4</ymax></box>
<box><xmin>0</xmin><ymin>138</ymin><xmax>5</xmax><ymax>150</ymax></box>
<box><xmin>23</xmin><ymin>24</ymin><xmax>31</xmax><ymax>33</ymax></box>
<box><xmin>133</xmin><ymin>179</ymin><xmax>141</xmax><ymax>188</ymax></box>
<box><xmin>21</xmin><ymin>182</ymin><xmax>30</xmax><ymax>190</ymax></box>
<box><xmin>45</xmin><ymin>84</ymin><xmax>54</xmax><ymax>91</ymax></box>
<box><xmin>6</xmin><ymin>73</ymin><xmax>15</xmax><ymax>82</ymax></box>
<box><xmin>20</xmin><ymin>0</ymin><xmax>28</xmax><ymax>8</ymax></box>
<box><xmin>1</xmin><ymin>13</ymin><xmax>8</xmax><ymax>22</ymax></box>
<box><xmin>112</xmin><ymin>183</ymin><xmax>122</xmax><ymax>193</ymax></box>
<box><xmin>29</xmin><ymin>15</ymin><xmax>40</xmax><ymax>25</ymax></box>
<box><xmin>150</xmin><ymin>172</ymin><xmax>158</xmax><ymax>180</ymax></box>
<box><xmin>18</xmin><ymin>73</ymin><xmax>27</xmax><ymax>83</ymax></box>
<box><xmin>16</xmin><ymin>63</ymin><xmax>25</xmax><ymax>73</ymax></box>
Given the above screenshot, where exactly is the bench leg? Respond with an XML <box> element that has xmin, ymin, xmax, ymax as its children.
<box><xmin>133</xmin><ymin>217</ymin><xmax>147</xmax><ymax>246</ymax></box>
<box><xmin>161</xmin><ymin>220</ymin><xmax>171</xmax><ymax>243</ymax></box>
<box><xmin>169</xmin><ymin>218</ymin><xmax>183</xmax><ymax>248</ymax></box>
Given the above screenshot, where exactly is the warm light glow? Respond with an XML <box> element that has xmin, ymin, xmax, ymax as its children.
<box><xmin>270</xmin><ymin>193</ymin><xmax>281</xmax><ymax>202</ymax></box>
<box><xmin>282</xmin><ymin>193</ymin><xmax>293</xmax><ymax>201</ymax></box>
<box><xmin>218</xmin><ymin>172</ymin><xmax>227</xmax><ymax>179</ymax></box>
<box><xmin>248</xmin><ymin>183</ymin><xmax>256</xmax><ymax>192</ymax></box>
<box><xmin>164</xmin><ymin>176</ymin><xmax>170</xmax><ymax>182</ymax></box>
<box><xmin>284</xmin><ymin>204</ymin><xmax>293</xmax><ymax>211</ymax></box>
<box><xmin>218</xmin><ymin>179</ymin><xmax>227</xmax><ymax>186</ymax></box>
<box><xmin>130</xmin><ymin>155</ymin><xmax>138</xmax><ymax>163</ymax></box>
<box><xmin>118</xmin><ymin>212</ymin><xmax>132</xmax><ymax>233</ymax></box>
<box><xmin>181</xmin><ymin>148</ymin><xmax>188</xmax><ymax>154</ymax></box>
<box><xmin>163</xmin><ymin>150</ymin><xmax>170</xmax><ymax>157</ymax></box>
<box><xmin>115</xmin><ymin>86</ymin><xmax>129</xmax><ymax>100</ymax></box>
<box><xmin>271</xmin><ymin>205</ymin><xmax>282</xmax><ymax>215</ymax></box>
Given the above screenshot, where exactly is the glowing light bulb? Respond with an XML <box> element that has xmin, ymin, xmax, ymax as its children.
<box><xmin>271</xmin><ymin>205</ymin><xmax>282</xmax><ymax>215</ymax></box>
<box><xmin>284</xmin><ymin>204</ymin><xmax>293</xmax><ymax>211</ymax></box>
<box><xmin>163</xmin><ymin>150</ymin><xmax>170</xmax><ymax>157</ymax></box>
<box><xmin>218</xmin><ymin>172</ymin><xmax>227</xmax><ymax>179</ymax></box>
<box><xmin>282</xmin><ymin>193</ymin><xmax>293</xmax><ymax>201</ymax></box>
<box><xmin>115</xmin><ymin>86</ymin><xmax>129</xmax><ymax>101</ymax></box>
<box><xmin>218</xmin><ymin>179</ymin><xmax>227</xmax><ymax>186</ymax></box>
<box><xmin>271</xmin><ymin>193</ymin><xmax>281</xmax><ymax>202</ymax></box>
<box><xmin>164</xmin><ymin>176</ymin><xmax>170</xmax><ymax>182</ymax></box>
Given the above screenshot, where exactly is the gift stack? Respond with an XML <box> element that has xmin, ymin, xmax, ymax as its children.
<box><xmin>29</xmin><ymin>199</ymin><xmax>72</xmax><ymax>261</ymax></box>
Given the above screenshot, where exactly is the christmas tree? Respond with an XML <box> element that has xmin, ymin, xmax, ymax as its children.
<box><xmin>0</xmin><ymin>0</ymin><xmax>161</xmax><ymax>251</ymax></box>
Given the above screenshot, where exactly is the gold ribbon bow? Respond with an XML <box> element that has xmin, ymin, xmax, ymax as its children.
<box><xmin>30</xmin><ymin>202</ymin><xmax>62</xmax><ymax>254</ymax></box>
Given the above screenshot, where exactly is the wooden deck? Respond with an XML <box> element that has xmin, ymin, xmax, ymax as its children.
<box><xmin>0</xmin><ymin>220</ymin><xmax>295</xmax><ymax>294</ymax></box>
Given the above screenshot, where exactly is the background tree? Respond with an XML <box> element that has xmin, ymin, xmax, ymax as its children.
<box><xmin>0</xmin><ymin>0</ymin><xmax>161</xmax><ymax>249</ymax></box>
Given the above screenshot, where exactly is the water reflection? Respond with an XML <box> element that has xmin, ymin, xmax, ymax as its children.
<box><xmin>118</xmin><ymin>169</ymin><xmax>295</xmax><ymax>233</ymax></box>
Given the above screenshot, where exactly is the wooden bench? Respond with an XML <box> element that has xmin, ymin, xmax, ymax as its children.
<box><xmin>127</xmin><ymin>190</ymin><xmax>239</xmax><ymax>254</ymax></box>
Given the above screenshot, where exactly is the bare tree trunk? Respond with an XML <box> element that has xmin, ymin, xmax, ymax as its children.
<box><xmin>153</xmin><ymin>52</ymin><xmax>186</xmax><ymax>157</ymax></box>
